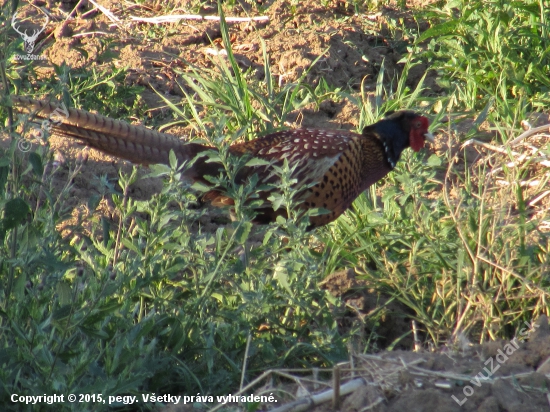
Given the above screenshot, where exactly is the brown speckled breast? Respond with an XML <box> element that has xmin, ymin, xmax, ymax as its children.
<box><xmin>230</xmin><ymin>128</ymin><xmax>392</xmax><ymax>228</ymax></box>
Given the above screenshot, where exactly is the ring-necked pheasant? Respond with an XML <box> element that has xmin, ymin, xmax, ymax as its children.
<box><xmin>9</xmin><ymin>96</ymin><xmax>434</xmax><ymax>228</ymax></box>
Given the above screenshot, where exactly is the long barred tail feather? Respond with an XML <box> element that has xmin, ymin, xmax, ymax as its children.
<box><xmin>10</xmin><ymin>95</ymin><xmax>210</xmax><ymax>171</ymax></box>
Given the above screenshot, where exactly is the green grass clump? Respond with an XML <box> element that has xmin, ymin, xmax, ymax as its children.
<box><xmin>418</xmin><ymin>0</ymin><xmax>550</xmax><ymax>125</ymax></box>
<box><xmin>323</xmin><ymin>142</ymin><xmax>549</xmax><ymax>344</ymax></box>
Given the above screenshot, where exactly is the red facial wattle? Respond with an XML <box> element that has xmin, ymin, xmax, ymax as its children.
<box><xmin>409</xmin><ymin>116</ymin><xmax>431</xmax><ymax>152</ymax></box>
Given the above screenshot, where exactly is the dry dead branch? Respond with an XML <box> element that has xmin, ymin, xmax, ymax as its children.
<box><xmin>129</xmin><ymin>14</ymin><xmax>269</xmax><ymax>24</ymax></box>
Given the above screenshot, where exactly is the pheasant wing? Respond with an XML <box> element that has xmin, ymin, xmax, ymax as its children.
<box><xmin>230</xmin><ymin>128</ymin><xmax>361</xmax><ymax>187</ymax></box>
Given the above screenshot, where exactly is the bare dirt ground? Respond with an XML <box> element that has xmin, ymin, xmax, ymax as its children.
<box><xmin>5</xmin><ymin>0</ymin><xmax>550</xmax><ymax>410</ymax></box>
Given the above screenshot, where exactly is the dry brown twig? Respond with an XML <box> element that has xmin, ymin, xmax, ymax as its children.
<box><xmin>204</xmin><ymin>348</ymin><xmax>549</xmax><ymax>412</ymax></box>
<box><xmin>84</xmin><ymin>1</ymin><xmax>270</xmax><ymax>30</ymax></box>
<box><xmin>129</xmin><ymin>14</ymin><xmax>269</xmax><ymax>24</ymax></box>
<box><xmin>88</xmin><ymin>0</ymin><xmax>124</xmax><ymax>28</ymax></box>
<box><xmin>461</xmin><ymin>121</ymin><xmax>550</xmax><ymax>222</ymax></box>
<box><xmin>461</xmin><ymin>121</ymin><xmax>550</xmax><ymax>175</ymax></box>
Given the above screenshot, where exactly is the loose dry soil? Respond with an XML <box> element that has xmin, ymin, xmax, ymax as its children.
<box><xmin>5</xmin><ymin>0</ymin><xmax>550</xmax><ymax>410</ymax></box>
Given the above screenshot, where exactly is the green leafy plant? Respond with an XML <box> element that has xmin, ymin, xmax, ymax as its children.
<box><xmin>418</xmin><ymin>0</ymin><xmax>550</xmax><ymax>126</ymax></box>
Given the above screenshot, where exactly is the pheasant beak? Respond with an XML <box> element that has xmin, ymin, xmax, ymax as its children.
<box><xmin>424</xmin><ymin>132</ymin><xmax>435</xmax><ymax>143</ymax></box>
